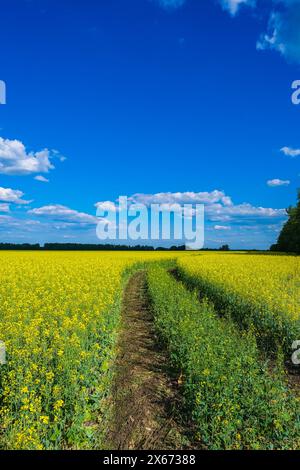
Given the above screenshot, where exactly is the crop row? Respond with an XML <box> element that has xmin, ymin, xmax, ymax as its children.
<box><xmin>147</xmin><ymin>264</ymin><xmax>300</xmax><ymax>449</ymax></box>
<box><xmin>177</xmin><ymin>253</ymin><xmax>300</xmax><ymax>355</ymax></box>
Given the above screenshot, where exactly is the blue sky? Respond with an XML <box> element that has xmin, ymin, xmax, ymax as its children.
<box><xmin>0</xmin><ymin>0</ymin><xmax>299</xmax><ymax>248</ymax></box>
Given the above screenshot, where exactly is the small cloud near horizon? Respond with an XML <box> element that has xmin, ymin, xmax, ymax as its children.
<box><xmin>280</xmin><ymin>146</ymin><xmax>300</xmax><ymax>157</ymax></box>
<box><xmin>267</xmin><ymin>179</ymin><xmax>290</xmax><ymax>187</ymax></box>
<box><xmin>34</xmin><ymin>175</ymin><xmax>50</xmax><ymax>183</ymax></box>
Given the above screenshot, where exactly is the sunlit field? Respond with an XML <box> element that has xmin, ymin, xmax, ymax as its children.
<box><xmin>0</xmin><ymin>251</ymin><xmax>175</xmax><ymax>449</ymax></box>
<box><xmin>178</xmin><ymin>253</ymin><xmax>300</xmax><ymax>353</ymax></box>
<box><xmin>0</xmin><ymin>251</ymin><xmax>299</xmax><ymax>450</ymax></box>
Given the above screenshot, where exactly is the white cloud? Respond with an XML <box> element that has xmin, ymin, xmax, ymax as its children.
<box><xmin>257</xmin><ymin>13</ymin><xmax>285</xmax><ymax>53</ymax></box>
<box><xmin>214</xmin><ymin>225</ymin><xmax>231</xmax><ymax>230</ymax></box>
<box><xmin>220</xmin><ymin>0</ymin><xmax>255</xmax><ymax>16</ymax></box>
<box><xmin>96</xmin><ymin>190</ymin><xmax>286</xmax><ymax>223</ymax></box>
<box><xmin>95</xmin><ymin>200</ymin><xmax>119</xmax><ymax>213</ymax></box>
<box><xmin>267</xmin><ymin>178</ymin><xmax>290</xmax><ymax>187</ymax></box>
<box><xmin>0</xmin><ymin>203</ymin><xmax>10</xmax><ymax>213</ymax></box>
<box><xmin>214</xmin><ymin>0</ymin><xmax>300</xmax><ymax>64</ymax></box>
<box><xmin>128</xmin><ymin>190</ymin><xmax>233</xmax><ymax>206</ymax></box>
<box><xmin>34</xmin><ymin>175</ymin><xmax>49</xmax><ymax>183</ymax></box>
<box><xmin>52</xmin><ymin>149</ymin><xmax>67</xmax><ymax>162</ymax></box>
<box><xmin>0</xmin><ymin>215</ymin><xmax>16</xmax><ymax>226</ymax></box>
<box><xmin>155</xmin><ymin>0</ymin><xmax>254</xmax><ymax>13</ymax></box>
<box><xmin>0</xmin><ymin>189</ymin><xmax>286</xmax><ymax>249</ymax></box>
<box><xmin>0</xmin><ymin>137</ymin><xmax>64</xmax><ymax>176</ymax></box>
<box><xmin>256</xmin><ymin>3</ymin><xmax>300</xmax><ymax>63</ymax></box>
<box><xmin>0</xmin><ymin>186</ymin><xmax>31</xmax><ymax>204</ymax></box>
<box><xmin>155</xmin><ymin>0</ymin><xmax>256</xmax><ymax>14</ymax></box>
<box><xmin>28</xmin><ymin>204</ymin><xmax>98</xmax><ymax>225</ymax></box>
<box><xmin>280</xmin><ymin>146</ymin><xmax>300</xmax><ymax>157</ymax></box>
<box><xmin>153</xmin><ymin>0</ymin><xmax>300</xmax><ymax>65</ymax></box>
<box><xmin>210</xmin><ymin>214</ymin><xmax>232</xmax><ymax>222</ymax></box>
<box><xmin>207</xmin><ymin>201</ymin><xmax>286</xmax><ymax>218</ymax></box>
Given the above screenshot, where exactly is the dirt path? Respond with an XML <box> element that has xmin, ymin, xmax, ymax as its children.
<box><xmin>107</xmin><ymin>270</ymin><xmax>188</xmax><ymax>450</ymax></box>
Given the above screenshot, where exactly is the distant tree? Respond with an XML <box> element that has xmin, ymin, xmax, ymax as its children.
<box><xmin>170</xmin><ymin>245</ymin><xmax>186</xmax><ymax>251</ymax></box>
<box><xmin>271</xmin><ymin>189</ymin><xmax>300</xmax><ymax>254</ymax></box>
<box><xmin>219</xmin><ymin>244</ymin><xmax>230</xmax><ymax>251</ymax></box>
<box><xmin>0</xmin><ymin>243</ymin><xmax>40</xmax><ymax>250</ymax></box>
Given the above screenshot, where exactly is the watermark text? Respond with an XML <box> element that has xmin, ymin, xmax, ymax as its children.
<box><xmin>291</xmin><ymin>80</ymin><xmax>300</xmax><ymax>105</ymax></box>
<box><xmin>96</xmin><ymin>196</ymin><xmax>205</xmax><ymax>250</ymax></box>
<box><xmin>0</xmin><ymin>80</ymin><xmax>6</xmax><ymax>105</ymax></box>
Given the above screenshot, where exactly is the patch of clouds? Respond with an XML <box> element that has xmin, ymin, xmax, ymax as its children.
<box><xmin>23</xmin><ymin>190</ymin><xmax>285</xmax><ymax>248</ymax></box>
<box><xmin>153</xmin><ymin>0</ymin><xmax>300</xmax><ymax>64</ymax></box>
<box><xmin>127</xmin><ymin>190</ymin><xmax>233</xmax><ymax>206</ymax></box>
<box><xmin>257</xmin><ymin>2</ymin><xmax>300</xmax><ymax>63</ymax></box>
<box><xmin>154</xmin><ymin>0</ymin><xmax>255</xmax><ymax>13</ymax></box>
<box><xmin>96</xmin><ymin>190</ymin><xmax>286</xmax><ymax>223</ymax></box>
<box><xmin>34</xmin><ymin>175</ymin><xmax>49</xmax><ymax>183</ymax></box>
<box><xmin>207</xmin><ymin>201</ymin><xmax>286</xmax><ymax>219</ymax></box>
<box><xmin>0</xmin><ymin>190</ymin><xmax>287</xmax><ymax>249</ymax></box>
<box><xmin>0</xmin><ymin>215</ymin><xmax>17</xmax><ymax>226</ymax></box>
<box><xmin>95</xmin><ymin>200</ymin><xmax>120</xmax><ymax>213</ymax></box>
<box><xmin>92</xmin><ymin>190</ymin><xmax>287</xmax><ymax>249</ymax></box>
<box><xmin>0</xmin><ymin>203</ymin><xmax>10</xmax><ymax>213</ymax></box>
<box><xmin>51</xmin><ymin>149</ymin><xmax>67</xmax><ymax>162</ymax></box>
<box><xmin>267</xmin><ymin>178</ymin><xmax>290</xmax><ymax>187</ymax></box>
<box><xmin>219</xmin><ymin>0</ymin><xmax>300</xmax><ymax>63</ymax></box>
<box><xmin>0</xmin><ymin>186</ymin><xmax>31</xmax><ymax>204</ymax></box>
<box><xmin>280</xmin><ymin>146</ymin><xmax>300</xmax><ymax>157</ymax></box>
<box><xmin>28</xmin><ymin>204</ymin><xmax>98</xmax><ymax>225</ymax></box>
<box><xmin>214</xmin><ymin>224</ymin><xmax>231</xmax><ymax>230</ymax></box>
<box><xmin>0</xmin><ymin>137</ymin><xmax>65</xmax><ymax>176</ymax></box>
<box><xmin>220</xmin><ymin>0</ymin><xmax>255</xmax><ymax>16</ymax></box>
<box><xmin>0</xmin><ymin>215</ymin><xmax>42</xmax><ymax>231</ymax></box>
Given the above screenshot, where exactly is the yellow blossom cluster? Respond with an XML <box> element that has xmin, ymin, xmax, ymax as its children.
<box><xmin>0</xmin><ymin>250</ymin><xmax>176</xmax><ymax>449</ymax></box>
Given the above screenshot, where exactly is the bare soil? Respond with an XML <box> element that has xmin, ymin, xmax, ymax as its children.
<box><xmin>107</xmin><ymin>270</ymin><xmax>190</xmax><ymax>450</ymax></box>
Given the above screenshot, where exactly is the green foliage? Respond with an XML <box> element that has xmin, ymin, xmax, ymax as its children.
<box><xmin>272</xmin><ymin>189</ymin><xmax>300</xmax><ymax>254</ymax></box>
<box><xmin>147</xmin><ymin>266</ymin><xmax>300</xmax><ymax>450</ymax></box>
<box><xmin>219</xmin><ymin>244</ymin><xmax>230</xmax><ymax>251</ymax></box>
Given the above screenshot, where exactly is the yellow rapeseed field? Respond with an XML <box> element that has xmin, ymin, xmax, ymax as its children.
<box><xmin>178</xmin><ymin>253</ymin><xmax>300</xmax><ymax>351</ymax></box>
<box><xmin>179</xmin><ymin>253</ymin><xmax>300</xmax><ymax>319</ymax></box>
<box><xmin>0</xmin><ymin>251</ymin><xmax>176</xmax><ymax>450</ymax></box>
<box><xmin>0</xmin><ymin>250</ymin><xmax>299</xmax><ymax>450</ymax></box>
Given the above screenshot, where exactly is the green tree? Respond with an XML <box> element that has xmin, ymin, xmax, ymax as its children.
<box><xmin>271</xmin><ymin>189</ymin><xmax>300</xmax><ymax>253</ymax></box>
<box><xmin>219</xmin><ymin>244</ymin><xmax>230</xmax><ymax>251</ymax></box>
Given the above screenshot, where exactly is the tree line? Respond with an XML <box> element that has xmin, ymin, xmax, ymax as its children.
<box><xmin>0</xmin><ymin>243</ymin><xmax>187</xmax><ymax>251</ymax></box>
<box><xmin>0</xmin><ymin>243</ymin><xmax>232</xmax><ymax>251</ymax></box>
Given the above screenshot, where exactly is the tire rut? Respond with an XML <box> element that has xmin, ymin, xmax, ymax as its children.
<box><xmin>107</xmin><ymin>270</ymin><xmax>187</xmax><ymax>450</ymax></box>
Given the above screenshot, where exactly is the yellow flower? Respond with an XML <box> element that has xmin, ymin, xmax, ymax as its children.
<box><xmin>40</xmin><ymin>415</ymin><xmax>49</xmax><ymax>425</ymax></box>
<box><xmin>54</xmin><ymin>399</ymin><xmax>64</xmax><ymax>411</ymax></box>
<box><xmin>46</xmin><ymin>371</ymin><xmax>54</xmax><ymax>382</ymax></box>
